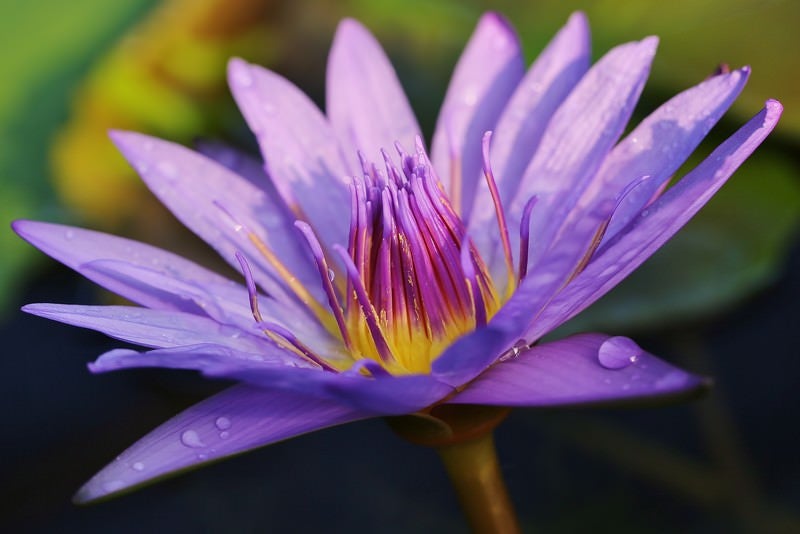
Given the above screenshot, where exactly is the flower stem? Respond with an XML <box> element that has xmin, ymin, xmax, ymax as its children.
<box><xmin>436</xmin><ymin>432</ymin><xmax>520</xmax><ymax>534</ymax></box>
<box><xmin>386</xmin><ymin>405</ymin><xmax>519</xmax><ymax>532</ymax></box>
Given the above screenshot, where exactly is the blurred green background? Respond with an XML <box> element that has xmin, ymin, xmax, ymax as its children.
<box><xmin>1</xmin><ymin>0</ymin><xmax>798</xmax><ymax>532</ymax></box>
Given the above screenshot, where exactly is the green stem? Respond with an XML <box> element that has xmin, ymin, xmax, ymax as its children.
<box><xmin>387</xmin><ymin>405</ymin><xmax>519</xmax><ymax>532</ymax></box>
<box><xmin>436</xmin><ymin>432</ymin><xmax>521</xmax><ymax>534</ymax></box>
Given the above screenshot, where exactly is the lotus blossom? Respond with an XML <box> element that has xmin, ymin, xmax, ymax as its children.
<box><xmin>15</xmin><ymin>12</ymin><xmax>780</xmax><ymax>504</ymax></box>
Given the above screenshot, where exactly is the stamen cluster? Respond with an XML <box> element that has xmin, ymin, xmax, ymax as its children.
<box><xmin>337</xmin><ymin>140</ymin><xmax>498</xmax><ymax>373</ymax></box>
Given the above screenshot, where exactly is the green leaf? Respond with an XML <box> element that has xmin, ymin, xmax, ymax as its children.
<box><xmin>0</xmin><ymin>0</ymin><xmax>153</xmax><ymax>314</ymax></box>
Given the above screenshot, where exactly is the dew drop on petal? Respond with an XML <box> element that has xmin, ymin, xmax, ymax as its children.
<box><xmin>64</xmin><ymin>230</ymin><xmax>75</xmax><ymax>241</ymax></box>
<box><xmin>597</xmin><ymin>336</ymin><xmax>642</xmax><ymax>370</ymax></box>
<box><xmin>180</xmin><ymin>429</ymin><xmax>205</xmax><ymax>448</ymax></box>
<box><xmin>132</xmin><ymin>462</ymin><xmax>145</xmax><ymax>472</ymax></box>
<box><xmin>327</xmin><ymin>268</ymin><xmax>335</xmax><ymax>282</ymax></box>
<box><xmin>219</xmin><ymin>431</ymin><xmax>230</xmax><ymax>440</ymax></box>
<box><xmin>214</xmin><ymin>417</ymin><xmax>231</xmax><ymax>430</ymax></box>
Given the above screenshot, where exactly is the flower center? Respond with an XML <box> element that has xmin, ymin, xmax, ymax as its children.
<box><xmin>332</xmin><ymin>140</ymin><xmax>500</xmax><ymax>374</ymax></box>
<box><xmin>238</xmin><ymin>132</ymin><xmax>634</xmax><ymax>376</ymax></box>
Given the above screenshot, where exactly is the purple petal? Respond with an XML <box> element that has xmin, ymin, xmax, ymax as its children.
<box><xmin>530</xmin><ymin>100</ymin><xmax>783</xmax><ymax>340</ymax></box>
<box><xmin>12</xmin><ymin>221</ymin><xmax>243</xmax><ymax>314</ymax></box>
<box><xmin>321</xmin><ymin>370</ymin><xmax>453</xmax><ymax>415</ymax></box>
<box><xmin>22</xmin><ymin>304</ymin><xmax>274</xmax><ymax>353</ymax></box>
<box><xmin>579</xmin><ymin>67</ymin><xmax>750</xmax><ymax>248</ymax></box>
<box><xmin>431</xmin><ymin>323</ymin><xmax>516</xmax><ymax>387</ymax></box>
<box><xmin>79</xmin><ymin>259</ymin><xmax>333</xmax><ymax>353</ymax></box>
<box><xmin>91</xmin><ymin>345</ymin><xmax>450</xmax><ymax>415</ymax></box>
<box><xmin>468</xmin><ymin>12</ymin><xmax>590</xmax><ymax>266</ymax></box>
<box><xmin>326</xmin><ymin>18</ymin><xmax>422</xmax><ymax>168</ymax></box>
<box><xmin>508</xmin><ymin>37</ymin><xmax>658</xmax><ymax>271</ymax></box>
<box><xmin>447</xmin><ymin>333</ymin><xmax>705</xmax><ymax>406</ymax></box>
<box><xmin>430</xmin><ymin>12</ymin><xmax>525</xmax><ymax>217</ymax></box>
<box><xmin>193</xmin><ymin>139</ymin><xmax>271</xmax><ymax>188</ymax></box>
<box><xmin>110</xmin><ymin>131</ymin><xmax>321</xmax><ymax>306</ymax></box>
<box><xmin>74</xmin><ymin>384</ymin><xmax>370</xmax><ymax>503</ymax></box>
<box><xmin>89</xmin><ymin>343</ymin><xmax>314</xmax><ymax>376</ymax></box>
<box><xmin>432</xmin><ymin>240</ymin><xmax>585</xmax><ymax>387</ymax></box>
<box><xmin>227</xmin><ymin>58</ymin><xmax>351</xmax><ymax>251</ymax></box>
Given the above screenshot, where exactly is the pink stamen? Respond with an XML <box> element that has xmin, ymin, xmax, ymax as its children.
<box><xmin>235</xmin><ymin>251</ymin><xmax>334</xmax><ymax>371</ymax></box>
<box><xmin>334</xmin><ymin>245</ymin><xmax>396</xmax><ymax>364</ymax></box>
<box><xmin>294</xmin><ymin>221</ymin><xmax>353</xmax><ymax>350</ymax></box>
<box><xmin>460</xmin><ymin>238</ymin><xmax>487</xmax><ymax>327</ymax></box>
<box><xmin>235</xmin><ymin>251</ymin><xmax>263</xmax><ymax>323</ymax></box>
<box><xmin>256</xmin><ymin>320</ymin><xmax>336</xmax><ymax>371</ymax></box>
<box><xmin>517</xmin><ymin>195</ymin><xmax>539</xmax><ymax>282</ymax></box>
<box><xmin>481</xmin><ymin>131</ymin><xmax>516</xmax><ymax>289</ymax></box>
<box><xmin>570</xmin><ymin>175</ymin><xmax>654</xmax><ymax>280</ymax></box>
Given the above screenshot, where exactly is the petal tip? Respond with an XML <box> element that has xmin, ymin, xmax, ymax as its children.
<box><xmin>108</xmin><ymin>130</ymin><xmax>151</xmax><ymax>156</ymax></box>
<box><xmin>765</xmin><ymin>98</ymin><xmax>783</xmax><ymax>114</ymax></box>
<box><xmin>567</xmin><ymin>10</ymin><xmax>590</xmax><ymax>31</ymax></box>
<box><xmin>227</xmin><ymin>56</ymin><xmax>254</xmax><ymax>89</ymax></box>
<box><xmin>335</xmin><ymin>17</ymin><xmax>369</xmax><ymax>41</ymax></box>
<box><xmin>10</xmin><ymin>218</ymin><xmax>30</xmax><ymax>237</ymax></box>
<box><xmin>641</xmin><ymin>35</ymin><xmax>659</xmax><ymax>52</ymax></box>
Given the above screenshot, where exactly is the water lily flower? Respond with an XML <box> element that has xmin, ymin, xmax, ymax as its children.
<box><xmin>15</xmin><ymin>11</ymin><xmax>780</xmax><ymax>508</ymax></box>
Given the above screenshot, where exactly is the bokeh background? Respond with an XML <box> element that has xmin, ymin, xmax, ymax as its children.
<box><xmin>1</xmin><ymin>0</ymin><xmax>798</xmax><ymax>531</ymax></box>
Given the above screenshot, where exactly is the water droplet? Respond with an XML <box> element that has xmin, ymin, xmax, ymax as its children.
<box><xmin>197</xmin><ymin>453</ymin><xmax>208</xmax><ymax>461</ymax></box>
<box><xmin>132</xmin><ymin>462</ymin><xmax>145</xmax><ymax>471</ymax></box>
<box><xmin>219</xmin><ymin>431</ymin><xmax>230</xmax><ymax>439</ymax></box>
<box><xmin>498</xmin><ymin>339</ymin><xmax>527</xmax><ymax>361</ymax></box>
<box><xmin>215</xmin><ymin>417</ymin><xmax>231</xmax><ymax>430</ymax></box>
<box><xmin>180</xmin><ymin>429</ymin><xmax>205</xmax><ymax>448</ymax></box>
<box><xmin>64</xmin><ymin>230</ymin><xmax>75</xmax><ymax>241</ymax></box>
<box><xmin>327</xmin><ymin>268</ymin><xmax>336</xmax><ymax>282</ymax></box>
<box><xmin>597</xmin><ymin>336</ymin><xmax>642</xmax><ymax>370</ymax></box>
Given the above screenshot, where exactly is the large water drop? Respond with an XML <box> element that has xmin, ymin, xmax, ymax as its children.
<box><xmin>180</xmin><ymin>429</ymin><xmax>206</xmax><ymax>448</ymax></box>
<box><xmin>597</xmin><ymin>336</ymin><xmax>642</xmax><ymax>370</ymax></box>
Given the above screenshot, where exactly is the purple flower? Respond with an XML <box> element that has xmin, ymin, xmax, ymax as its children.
<box><xmin>15</xmin><ymin>12</ymin><xmax>780</xmax><ymax>503</ymax></box>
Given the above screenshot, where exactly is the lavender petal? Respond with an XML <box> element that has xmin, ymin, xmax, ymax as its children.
<box><xmin>430</xmin><ymin>12</ymin><xmax>524</xmax><ymax>217</ymax></box>
<box><xmin>469</xmin><ymin>12</ymin><xmax>590</xmax><ymax>268</ymax></box>
<box><xmin>530</xmin><ymin>100</ymin><xmax>783</xmax><ymax>340</ymax></box>
<box><xmin>73</xmin><ymin>384</ymin><xmax>370</xmax><ymax>503</ymax></box>
<box><xmin>227</xmin><ymin>58</ymin><xmax>351</xmax><ymax>252</ymax></box>
<box><xmin>448</xmin><ymin>333</ymin><xmax>706</xmax><ymax>406</ymax></box>
<box><xmin>508</xmin><ymin>37</ymin><xmax>658</xmax><ymax>273</ymax></box>
<box><xmin>22</xmin><ymin>304</ymin><xmax>274</xmax><ymax>354</ymax></box>
<box><xmin>326</xmin><ymin>18</ymin><xmax>422</xmax><ymax>169</ymax></box>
